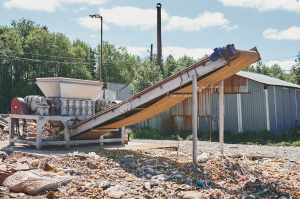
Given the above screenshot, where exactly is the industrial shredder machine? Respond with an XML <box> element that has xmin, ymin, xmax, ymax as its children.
<box><xmin>9</xmin><ymin>77</ymin><xmax>125</xmax><ymax>149</ymax></box>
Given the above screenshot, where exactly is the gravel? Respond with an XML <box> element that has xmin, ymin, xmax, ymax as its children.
<box><xmin>132</xmin><ymin>139</ymin><xmax>300</xmax><ymax>161</ymax></box>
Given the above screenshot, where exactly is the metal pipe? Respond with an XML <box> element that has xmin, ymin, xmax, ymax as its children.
<box><xmin>100</xmin><ymin>16</ymin><xmax>103</xmax><ymax>82</ymax></box>
<box><xmin>219</xmin><ymin>80</ymin><xmax>224</xmax><ymax>155</ymax></box>
<box><xmin>156</xmin><ymin>3</ymin><xmax>163</xmax><ymax>72</ymax></box>
<box><xmin>192</xmin><ymin>74</ymin><xmax>197</xmax><ymax>163</ymax></box>
<box><xmin>89</xmin><ymin>14</ymin><xmax>103</xmax><ymax>81</ymax></box>
<box><xmin>150</xmin><ymin>44</ymin><xmax>153</xmax><ymax>63</ymax></box>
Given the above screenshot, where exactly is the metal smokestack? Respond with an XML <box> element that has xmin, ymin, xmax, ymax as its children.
<box><xmin>156</xmin><ymin>3</ymin><xmax>163</xmax><ymax>73</ymax></box>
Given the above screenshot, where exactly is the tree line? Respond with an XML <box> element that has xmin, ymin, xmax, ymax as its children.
<box><xmin>0</xmin><ymin>19</ymin><xmax>204</xmax><ymax>113</ymax></box>
<box><xmin>0</xmin><ymin>19</ymin><xmax>299</xmax><ymax>113</ymax></box>
<box><xmin>243</xmin><ymin>60</ymin><xmax>300</xmax><ymax>84</ymax></box>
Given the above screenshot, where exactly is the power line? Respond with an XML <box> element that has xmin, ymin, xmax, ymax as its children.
<box><xmin>0</xmin><ymin>54</ymin><xmax>149</xmax><ymax>65</ymax></box>
<box><xmin>1</xmin><ymin>49</ymin><xmax>85</xmax><ymax>62</ymax></box>
<box><xmin>262</xmin><ymin>55</ymin><xmax>297</xmax><ymax>62</ymax></box>
<box><xmin>1</xmin><ymin>49</ymin><xmax>149</xmax><ymax>64</ymax></box>
<box><xmin>0</xmin><ymin>54</ymin><xmax>92</xmax><ymax>65</ymax></box>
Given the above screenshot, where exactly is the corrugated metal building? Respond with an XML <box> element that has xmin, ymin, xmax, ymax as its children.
<box><xmin>133</xmin><ymin>71</ymin><xmax>300</xmax><ymax>135</ymax></box>
<box><xmin>107</xmin><ymin>82</ymin><xmax>131</xmax><ymax>101</ymax></box>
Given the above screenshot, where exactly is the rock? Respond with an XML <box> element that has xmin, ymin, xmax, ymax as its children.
<box><xmin>146</xmin><ymin>174</ymin><xmax>152</xmax><ymax>179</ymax></box>
<box><xmin>15</xmin><ymin>163</ymin><xmax>30</xmax><ymax>171</ymax></box>
<box><xmin>9</xmin><ymin>194</ymin><xmax>17</xmax><ymax>198</ymax></box>
<box><xmin>143</xmin><ymin>193</ymin><xmax>154</xmax><ymax>199</ymax></box>
<box><xmin>124</xmin><ymin>155</ymin><xmax>134</xmax><ymax>159</ymax></box>
<box><xmin>144</xmin><ymin>182</ymin><xmax>151</xmax><ymax>190</ymax></box>
<box><xmin>38</xmin><ymin>161</ymin><xmax>54</xmax><ymax>171</ymax></box>
<box><xmin>0</xmin><ymin>187</ymin><xmax>6</xmax><ymax>192</ymax></box>
<box><xmin>151</xmin><ymin>174</ymin><xmax>170</xmax><ymax>183</ymax></box>
<box><xmin>144</xmin><ymin>168</ymin><xmax>155</xmax><ymax>175</ymax></box>
<box><xmin>17</xmin><ymin>157</ymin><xmax>28</xmax><ymax>163</ymax></box>
<box><xmin>87</xmin><ymin>162</ymin><xmax>98</xmax><ymax>169</ymax></box>
<box><xmin>174</xmin><ymin>174</ymin><xmax>183</xmax><ymax>178</ymax></box>
<box><xmin>75</xmin><ymin>153</ymin><xmax>88</xmax><ymax>159</ymax></box>
<box><xmin>46</xmin><ymin>191</ymin><xmax>56</xmax><ymax>198</ymax></box>
<box><xmin>105</xmin><ymin>185</ymin><xmax>125</xmax><ymax>199</ymax></box>
<box><xmin>179</xmin><ymin>191</ymin><xmax>204</xmax><ymax>199</ymax></box>
<box><xmin>0</xmin><ymin>151</ymin><xmax>7</xmax><ymax>159</ymax></box>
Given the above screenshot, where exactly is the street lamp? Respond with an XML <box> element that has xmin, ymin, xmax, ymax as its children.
<box><xmin>89</xmin><ymin>14</ymin><xmax>103</xmax><ymax>82</ymax></box>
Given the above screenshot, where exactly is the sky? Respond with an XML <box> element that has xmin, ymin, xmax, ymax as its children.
<box><xmin>0</xmin><ymin>0</ymin><xmax>300</xmax><ymax>71</ymax></box>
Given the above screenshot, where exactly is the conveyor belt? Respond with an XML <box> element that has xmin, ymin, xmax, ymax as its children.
<box><xmin>70</xmin><ymin>48</ymin><xmax>261</xmax><ymax>139</ymax></box>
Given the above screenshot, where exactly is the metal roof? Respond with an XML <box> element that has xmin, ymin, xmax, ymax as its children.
<box><xmin>236</xmin><ymin>71</ymin><xmax>300</xmax><ymax>89</ymax></box>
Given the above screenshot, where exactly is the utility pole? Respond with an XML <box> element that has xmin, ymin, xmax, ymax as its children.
<box><xmin>157</xmin><ymin>3</ymin><xmax>163</xmax><ymax>74</ymax></box>
<box><xmin>89</xmin><ymin>14</ymin><xmax>103</xmax><ymax>82</ymax></box>
<box><xmin>149</xmin><ymin>44</ymin><xmax>153</xmax><ymax>62</ymax></box>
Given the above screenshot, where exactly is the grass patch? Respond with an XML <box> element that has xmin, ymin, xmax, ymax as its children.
<box><xmin>130</xmin><ymin>126</ymin><xmax>300</xmax><ymax>146</ymax></box>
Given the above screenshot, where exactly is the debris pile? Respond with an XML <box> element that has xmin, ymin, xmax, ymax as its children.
<box><xmin>0</xmin><ymin>147</ymin><xmax>299</xmax><ymax>198</ymax></box>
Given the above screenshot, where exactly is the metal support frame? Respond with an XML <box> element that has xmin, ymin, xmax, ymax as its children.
<box><xmin>192</xmin><ymin>74</ymin><xmax>198</xmax><ymax>163</ymax></box>
<box><xmin>71</xmin><ymin>57</ymin><xmax>228</xmax><ymax>136</ymax></box>
<box><xmin>120</xmin><ymin>127</ymin><xmax>125</xmax><ymax>144</ymax></box>
<box><xmin>198</xmin><ymin>85</ymin><xmax>221</xmax><ymax>89</ymax></box>
<box><xmin>9</xmin><ymin>114</ymin><xmax>125</xmax><ymax>149</ymax></box>
<box><xmin>219</xmin><ymin>81</ymin><xmax>224</xmax><ymax>155</ymax></box>
<box><xmin>62</xmin><ymin>120</ymin><xmax>70</xmax><ymax>148</ymax></box>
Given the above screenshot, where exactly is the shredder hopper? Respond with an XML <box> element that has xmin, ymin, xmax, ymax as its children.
<box><xmin>36</xmin><ymin>77</ymin><xmax>103</xmax><ymax>99</ymax></box>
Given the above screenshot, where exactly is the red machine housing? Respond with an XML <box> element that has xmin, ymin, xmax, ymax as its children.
<box><xmin>11</xmin><ymin>97</ymin><xmax>29</xmax><ymax>115</ymax></box>
<box><xmin>46</xmin><ymin>100</ymin><xmax>56</xmax><ymax>115</ymax></box>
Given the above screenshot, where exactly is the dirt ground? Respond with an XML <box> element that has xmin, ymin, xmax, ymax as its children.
<box><xmin>0</xmin><ymin>140</ymin><xmax>299</xmax><ymax>198</ymax></box>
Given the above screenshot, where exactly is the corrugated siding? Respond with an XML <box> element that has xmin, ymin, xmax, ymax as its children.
<box><xmin>132</xmin><ymin>80</ymin><xmax>300</xmax><ymax>136</ymax></box>
<box><xmin>241</xmin><ymin>92</ymin><xmax>267</xmax><ymax>133</ymax></box>
<box><xmin>210</xmin><ymin>93</ymin><xmax>239</xmax><ymax>134</ymax></box>
<box><xmin>199</xmin><ymin>117</ymin><xmax>210</xmax><ymax>133</ymax></box>
<box><xmin>297</xmin><ymin>90</ymin><xmax>300</xmax><ymax>122</ymax></box>
<box><xmin>224</xmin><ymin>94</ymin><xmax>239</xmax><ymax>133</ymax></box>
<box><xmin>247</xmin><ymin>79</ymin><xmax>264</xmax><ymax>93</ymax></box>
<box><xmin>283</xmin><ymin>88</ymin><xmax>292</xmax><ymax>129</ymax></box>
<box><xmin>289</xmin><ymin>89</ymin><xmax>297</xmax><ymax>128</ymax></box>
<box><xmin>161</xmin><ymin>108</ymin><xmax>172</xmax><ymax>134</ymax></box>
<box><xmin>107</xmin><ymin>82</ymin><xmax>132</xmax><ymax>101</ymax></box>
<box><xmin>268</xmin><ymin>86</ymin><xmax>277</xmax><ymax>133</ymax></box>
<box><xmin>210</xmin><ymin>93</ymin><xmax>219</xmax><ymax>132</ymax></box>
<box><xmin>275</xmin><ymin>87</ymin><xmax>285</xmax><ymax>133</ymax></box>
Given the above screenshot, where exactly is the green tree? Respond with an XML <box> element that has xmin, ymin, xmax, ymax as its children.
<box><xmin>269</xmin><ymin>64</ymin><xmax>284</xmax><ymax>80</ymax></box>
<box><xmin>98</xmin><ymin>42</ymin><xmax>136</xmax><ymax>84</ymax></box>
<box><xmin>163</xmin><ymin>55</ymin><xmax>177</xmax><ymax>78</ymax></box>
<box><xmin>243</xmin><ymin>65</ymin><xmax>256</xmax><ymax>72</ymax></box>
<box><xmin>130</xmin><ymin>60</ymin><xmax>163</xmax><ymax>94</ymax></box>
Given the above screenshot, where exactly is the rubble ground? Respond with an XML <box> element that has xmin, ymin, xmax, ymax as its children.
<box><xmin>0</xmin><ymin>141</ymin><xmax>299</xmax><ymax>198</ymax></box>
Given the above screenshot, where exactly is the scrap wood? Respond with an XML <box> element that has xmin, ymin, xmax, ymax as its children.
<box><xmin>3</xmin><ymin>170</ymin><xmax>73</xmax><ymax>195</ymax></box>
<box><xmin>245</xmin><ymin>155</ymin><xmax>275</xmax><ymax>160</ymax></box>
<box><xmin>0</xmin><ymin>170</ymin><xmax>14</xmax><ymax>184</ymax></box>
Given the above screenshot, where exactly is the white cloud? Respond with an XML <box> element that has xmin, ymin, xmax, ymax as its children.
<box><xmin>3</xmin><ymin>0</ymin><xmax>61</xmax><ymax>12</ymax></box>
<box><xmin>76</xmin><ymin>17</ymin><xmax>110</xmax><ymax>30</ymax></box>
<box><xmin>263</xmin><ymin>26</ymin><xmax>300</xmax><ymax>40</ymax></box>
<box><xmin>126</xmin><ymin>47</ymin><xmax>148</xmax><ymax>57</ymax></box>
<box><xmin>76</xmin><ymin>6</ymin><xmax>236</xmax><ymax>33</ymax></box>
<box><xmin>61</xmin><ymin>0</ymin><xmax>106</xmax><ymax>5</ymax></box>
<box><xmin>264</xmin><ymin>60</ymin><xmax>296</xmax><ymax>71</ymax></box>
<box><xmin>126</xmin><ymin>46</ymin><xmax>213</xmax><ymax>60</ymax></box>
<box><xmin>163</xmin><ymin>47</ymin><xmax>213</xmax><ymax>60</ymax></box>
<box><xmin>3</xmin><ymin>0</ymin><xmax>106</xmax><ymax>12</ymax></box>
<box><xmin>98</xmin><ymin>6</ymin><xmax>169</xmax><ymax>30</ymax></box>
<box><xmin>73</xmin><ymin>6</ymin><xmax>86</xmax><ymax>13</ymax></box>
<box><xmin>222</xmin><ymin>24</ymin><xmax>239</xmax><ymax>31</ymax></box>
<box><xmin>219</xmin><ymin>0</ymin><xmax>300</xmax><ymax>12</ymax></box>
<box><xmin>165</xmin><ymin>12</ymin><xmax>233</xmax><ymax>31</ymax></box>
<box><xmin>90</xmin><ymin>34</ymin><xmax>101</xmax><ymax>38</ymax></box>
